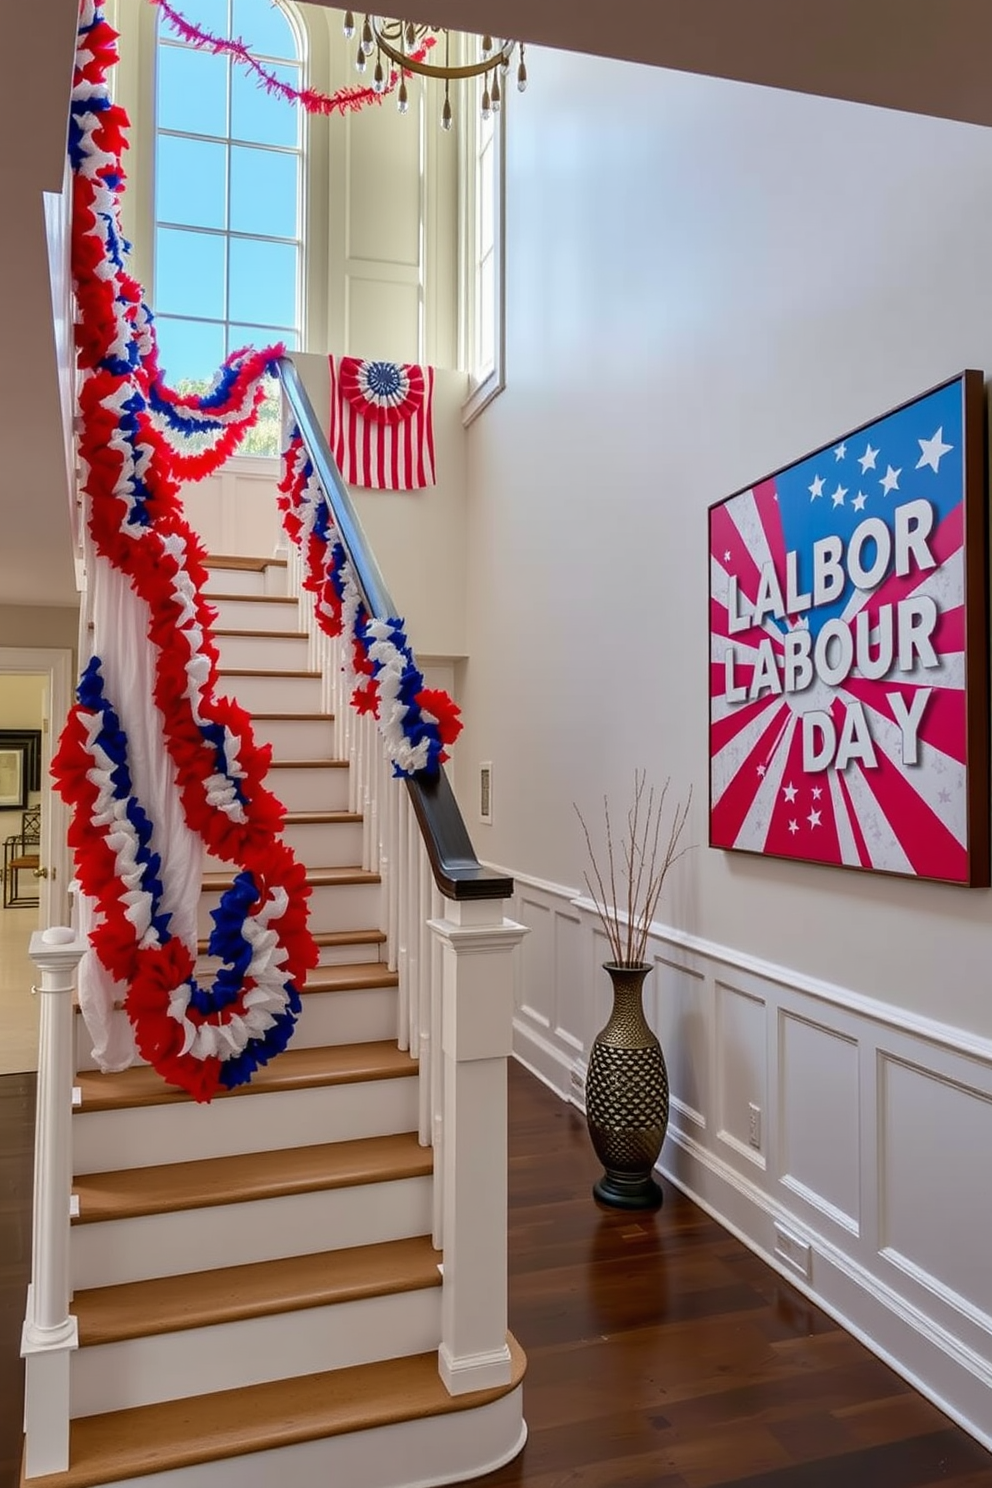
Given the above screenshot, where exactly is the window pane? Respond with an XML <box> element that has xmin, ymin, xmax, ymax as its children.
<box><xmin>231</xmin><ymin>63</ymin><xmax>301</xmax><ymax>148</ymax></box>
<box><xmin>479</xmin><ymin>252</ymin><xmax>495</xmax><ymax>374</ymax></box>
<box><xmin>156</xmin><ymin>135</ymin><xmax>228</xmax><ymax>230</ymax></box>
<box><xmin>161</xmin><ymin>0</ymin><xmax>230</xmax><ymax>37</ymax></box>
<box><xmin>157</xmin><ymin>44</ymin><xmax>229</xmax><ymax>137</ymax></box>
<box><xmin>229</xmin><ymin>237</ymin><xmax>297</xmax><ymax>326</ymax></box>
<box><xmin>230</xmin><ymin>324</ymin><xmax>298</xmax><ymax>351</ymax></box>
<box><xmin>232</xmin><ymin>0</ymin><xmax>296</xmax><ymax>59</ymax></box>
<box><xmin>230</xmin><ymin>146</ymin><xmax>297</xmax><ymax>237</ymax></box>
<box><xmin>154</xmin><ymin>316</ymin><xmax>226</xmax><ymax>383</ymax></box>
<box><xmin>479</xmin><ymin>140</ymin><xmax>494</xmax><ymax>255</ymax></box>
<box><xmin>156</xmin><ymin>227</ymin><xmax>226</xmax><ymax>319</ymax></box>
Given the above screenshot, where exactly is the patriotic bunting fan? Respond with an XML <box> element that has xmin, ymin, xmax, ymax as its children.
<box><xmin>330</xmin><ymin>356</ymin><xmax>436</xmax><ymax>491</ymax></box>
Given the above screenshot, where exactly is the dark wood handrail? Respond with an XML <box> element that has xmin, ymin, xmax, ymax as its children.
<box><xmin>277</xmin><ymin>356</ymin><xmax>513</xmax><ymax>903</ymax></box>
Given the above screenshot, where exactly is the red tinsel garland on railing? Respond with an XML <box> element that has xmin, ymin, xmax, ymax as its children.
<box><xmin>150</xmin><ymin>0</ymin><xmax>434</xmax><ymax>117</ymax></box>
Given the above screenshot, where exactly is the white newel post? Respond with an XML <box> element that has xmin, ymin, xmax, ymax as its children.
<box><xmin>21</xmin><ymin>927</ymin><xmax>87</xmax><ymax>1479</ymax></box>
<box><xmin>429</xmin><ymin>897</ymin><xmax>527</xmax><ymax>1396</ymax></box>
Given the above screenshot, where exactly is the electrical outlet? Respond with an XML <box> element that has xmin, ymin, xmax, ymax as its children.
<box><xmin>479</xmin><ymin>761</ymin><xmax>493</xmax><ymax>824</ymax></box>
<box><xmin>569</xmin><ymin>1066</ymin><xmax>586</xmax><ymax>1107</ymax></box>
<box><xmin>748</xmin><ymin>1102</ymin><xmax>761</xmax><ymax>1148</ymax></box>
<box><xmin>774</xmin><ymin>1221</ymin><xmax>812</xmax><ymax>1280</ymax></box>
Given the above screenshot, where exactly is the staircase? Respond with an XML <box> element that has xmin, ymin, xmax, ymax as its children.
<box><xmin>21</xmin><ymin>553</ymin><xmax>526</xmax><ymax>1488</ymax></box>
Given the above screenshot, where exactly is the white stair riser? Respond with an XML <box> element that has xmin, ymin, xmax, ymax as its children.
<box><xmin>216</xmin><ymin>633</ymin><xmax>311</xmax><ymax>671</ymax></box>
<box><xmin>203</xmin><ymin>569</ymin><xmax>268</xmax><ymax>597</ymax></box>
<box><xmin>73</xmin><ymin>1076</ymin><xmax>418</xmax><ymax>1174</ymax></box>
<box><xmin>199</xmin><ymin>879</ymin><xmax>379</xmax><ymax>938</ymax></box>
<box><xmin>294</xmin><ymin>987</ymin><xmax>398</xmax><ymax>1049</ymax></box>
<box><xmin>71</xmin><ymin>1175</ymin><xmax>433</xmax><ymax>1289</ymax></box>
<box><xmin>71</xmin><ymin>1287</ymin><xmax>441</xmax><ymax>1419</ymax></box>
<box><xmin>73</xmin><ymin>977</ymin><xmax>394</xmax><ymax>1070</ymax></box>
<box><xmin>218</xmin><ymin>672</ymin><xmax>322</xmax><ymax>713</ymax></box>
<box><xmin>203</xmin><ymin>819</ymin><xmax>363</xmax><ymax>873</ymax></box>
<box><xmin>312</xmin><ymin>940</ymin><xmax>386</xmax><ymax>967</ymax></box>
<box><xmin>252</xmin><ymin>717</ymin><xmax>335</xmax><ymax>759</ymax></box>
<box><xmin>267</xmin><ymin>766</ymin><xmax>349</xmax><ymax>813</ymax></box>
<box><xmin>210</xmin><ymin>597</ymin><xmax>300</xmax><ymax>632</ymax></box>
<box><xmin>78</xmin><ymin>1387</ymin><xmax>526</xmax><ymax>1488</ymax></box>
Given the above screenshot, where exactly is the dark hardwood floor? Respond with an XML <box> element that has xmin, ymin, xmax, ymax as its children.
<box><xmin>2</xmin><ymin>1063</ymin><xmax>990</xmax><ymax>1488</ymax></box>
<box><xmin>1</xmin><ymin>1072</ymin><xmax>34</xmax><ymax>1488</ymax></box>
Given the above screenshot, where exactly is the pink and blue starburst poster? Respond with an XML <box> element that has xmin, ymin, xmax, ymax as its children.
<box><xmin>709</xmin><ymin>371</ymin><xmax>989</xmax><ymax>886</ymax></box>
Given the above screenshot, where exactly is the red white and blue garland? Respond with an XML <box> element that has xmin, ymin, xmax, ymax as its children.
<box><xmin>54</xmin><ymin>1</ymin><xmax>317</xmax><ymax>1101</ymax></box>
<box><xmin>278</xmin><ymin>430</ymin><xmax>462</xmax><ymax>775</ymax></box>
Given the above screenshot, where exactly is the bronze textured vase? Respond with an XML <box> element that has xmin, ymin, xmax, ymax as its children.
<box><xmin>585</xmin><ymin>962</ymin><xmax>669</xmax><ymax>1210</ymax></box>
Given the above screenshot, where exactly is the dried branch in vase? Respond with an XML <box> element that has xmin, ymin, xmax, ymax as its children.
<box><xmin>575</xmin><ymin>773</ymin><xmax>692</xmax><ymax>968</ymax></box>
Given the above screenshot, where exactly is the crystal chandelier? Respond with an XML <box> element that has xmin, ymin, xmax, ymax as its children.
<box><xmin>342</xmin><ymin>12</ymin><xmax>527</xmax><ymax>128</ymax></box>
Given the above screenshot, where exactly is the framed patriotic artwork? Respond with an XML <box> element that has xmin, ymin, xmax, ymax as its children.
<box><xmin>709</xmin><ymin>371</ymin><xmax>989</xmax><ymax>886</ymax></box>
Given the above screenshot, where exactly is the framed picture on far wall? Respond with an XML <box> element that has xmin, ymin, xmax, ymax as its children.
<box><xmin>0</xmin><ymin>730</ymin><xmax>41</xmax><ymax>793</ymax></box>
<box><xmin>709</xmin><ymin>370</ymin><xmax>989</xmax><ymax>887</ymax></box>
<box><xmin>0</xmin><ymin>746</ymin><xmax>27</xmax><ymax>810</ymax></box>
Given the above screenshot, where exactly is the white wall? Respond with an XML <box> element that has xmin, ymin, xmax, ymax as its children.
<box><xmin>460</xmin><ymin>44</ymin><xmax>992</xmax><ymax>1449</ymax></box>
<box><xmin>462</xmin><ymin>48</ymin><xmax>992</xmax><ymax>1040</ymax></box>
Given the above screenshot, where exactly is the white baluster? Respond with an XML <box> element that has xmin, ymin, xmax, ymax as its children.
<box><xmin>417</xmin><ymin>846</ymin><xmax>432</xmax><ymax>1146</ymax></box>
<box><xmin>429</xmin><ymin>898</ymin><xmax>527</xmax><ymax>1395</ymax></box>
<box><xmin>406</xmin><ymin>801</ymin><xmax>421</xmax><ymax>1060</ymax></box>
<box><xmin>430</xmin><ymin>883</ymin><xmax>444</xmax><ymax>1248</ymax></box>
<box><xmin>396</xmin><ymin>792</ymin><xmax>410</xmax><ymax>1050</ymax></box>
<box><xmin>21</xmin><ymin>927</ymin><xmax>88</xmax><ymax>1478</ymax></box>
<box><xmin>386</xmin><ymin>782</ymin><xmax>400</xmax><ymax>973</ymax></box>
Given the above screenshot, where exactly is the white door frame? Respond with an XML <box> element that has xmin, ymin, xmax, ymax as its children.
<box><xmin>0</xmin><ymin>646</ymin><xmax>74</xmax><ymax>928</ymax></box>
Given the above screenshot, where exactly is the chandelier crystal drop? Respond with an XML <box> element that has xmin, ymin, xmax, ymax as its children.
<box><xmin>347</xmin><ymin>13</ymin><xmax>527</xmax><ymax>128</ymax></box>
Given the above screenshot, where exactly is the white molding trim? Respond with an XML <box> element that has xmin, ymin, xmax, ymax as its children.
<box><xmin>500</xmin><ymin>865</ymin><xmax>992</xmax><ymax>1068</ymax></box>
<box><xmin>499</xmin><ymin>860</ymin><xmax>992</xmax><ymax>1453</ymax></box>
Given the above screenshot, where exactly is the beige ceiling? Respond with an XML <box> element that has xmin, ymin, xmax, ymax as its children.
<box><xmin>308</xmin><ymin>0</ymin><xmax>992</xmax><ymax>129</ymax></box>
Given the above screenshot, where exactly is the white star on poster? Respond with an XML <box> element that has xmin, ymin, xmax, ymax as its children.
<box><xmin>852</xmin><ymin>491</ymin><xmax>867</xmax><ymax>512</ymax></box>
<box><xmin>788</xmin><ymin>820</ymin><xmax>798</xmax><ymax>835</ymax></box>
<box><xmin>917</xmin><ymin>427</ymin><xmax>952</xmax><ymax>473</ymax></box>
<box><xmin>831</xmin><ymin>484</ymin><xmax>847</xmax><ymax>508</ymax></box>
<box><xmin>834</xmin><ymin>442</ymin><xmax>847</xmax><ymax>461</ymax></box>
<box><xmin>724</xmin><ymin>550</ymin><xmax>731</xmax><ymax>563</ymax></box>
<box><xmin>858</xmin><ymin>443</ymin><xmax>879</xmax><ymax>473</ymax></box>
<box><xmin>809</xmin><ymin>475</ymin><xmax>825</xmax><ymax>500</ymax></box>
<box><xmin>783</xmin><ymin>782</ymin><xmax>797</xmax><ymax>803</ymax></box>
<box><xmin>808</xmin><ymin>809</ymin><xmax>822</xmax><ymax>828</ymax></box>
<box><xmin>757</xmin><ymin>764</ymin><xmax>766</xmax><ymax>777</ymax></box>
<box><xmin>880</xmin><ymin>465</ymin><xmax>901</xmax><ymax>495</ymax></box>
<box><xmin>811</xmin><ymin>786</ymin><xmax>822</xmax><ymax>800</ymax></box>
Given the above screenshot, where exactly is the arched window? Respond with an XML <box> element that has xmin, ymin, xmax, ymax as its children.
<box><xmin>152</xmin><ymin>0</ymin><xmax>304</xmax><ymax>384</ymax></box>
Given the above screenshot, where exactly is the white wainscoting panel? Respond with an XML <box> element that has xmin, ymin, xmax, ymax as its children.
<box><xmin>715</xmin><ymin>978</ymin><xmax>767</xmax><ymax>1170</ymax></box>
<box><xmin>501</xmin><ymin>865</ymin><xmax>992</xmax><ymax>1453</ymax></box>
<box><xmin>779</xmin><ymin>1012</ymin><xmax>860</xmax><ymax>1236</ymax></box>
<box><xmin>178</xmin><ymin>457</ymin><xmax>283</xmax><ymax>560</ymax></box>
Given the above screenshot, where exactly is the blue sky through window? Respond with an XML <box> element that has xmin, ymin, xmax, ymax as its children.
<box><xmin>153</xmin><ymin>0</ymin><xmax>301</xmax><ymax>390</ymax></box>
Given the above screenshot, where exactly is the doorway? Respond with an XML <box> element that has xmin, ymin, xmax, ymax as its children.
<box><xmin>0</xmin><ymin>647</ymin><xmax>73</xmax><ymax>1075</ymax></box>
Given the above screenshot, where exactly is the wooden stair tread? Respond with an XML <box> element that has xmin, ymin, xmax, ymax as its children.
<box><xmin>269</xmin><ymin>757</ymin><xmax>348</xmax><ymax>768</ymax></box>
<box><xmin>207</xmin><ymin>592</ymin><xmax>298</xmax><ymax>604</ymax></box>
<box><xmin>74</xmin><ymin>1041</ymin><xmax>415</xmax><ymax>1112</ymax></box>
<box><xmin>195</xmin><ymin>928</ymin><xmax>386</xmax><ymax>955</ymax></box>
<box><xmin>72</xmin><ymin>1131</ymin><xmax>431</xmax><ymax>1225</ymax></box>
<box><xmin>21</xmin><ymin>1338</ymin><xmax>526</xmax><ymax>1488</ymax></box>
<box><xmin>284</xmin><ymin>809</ymin><xmax>361</xmax><ymax>824</ymax></box>
<box><xmin>218</xmin><ymin>667</ymin><xmax>320</xmax><ymax>678</ymax></box>
<box><xmin>302</xmin><ymin>961</ymin><xmax>399</xmax><ymax>994</ymax></box>
<box><xmin>74</xmin><ymin>1235</ymin><xmax>442</xmax><ymax>1347</ymax></box>
<box><xmin>213</xmin><ymin>627</ymin><xmax>309</xmax><ymax>640</ymax></box>
<box><xmin>202</xmin><ymin>866</ymin><xmax>379</xmax><ymax>890</ymax></box>
<box><xmin>204</xmin><ymin>555</ymin><xmax>288</xmax><ymax>571</ymax></box>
